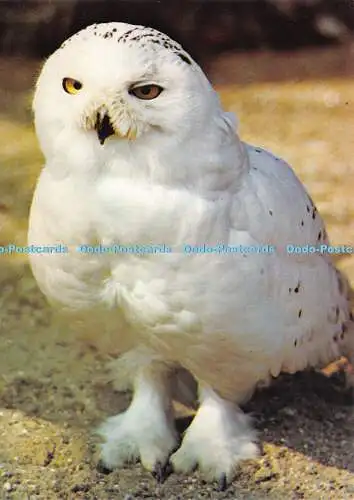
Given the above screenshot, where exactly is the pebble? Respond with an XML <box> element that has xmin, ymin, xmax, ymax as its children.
<box><xmin>3</xmin><ymin>482</ymin><xmax>12</xmax><ymax>492</ymax></box>
<box><xmin>281</xmin><ymin>407</ymin><xmax>297</xmax><ymax>417</ymax></box>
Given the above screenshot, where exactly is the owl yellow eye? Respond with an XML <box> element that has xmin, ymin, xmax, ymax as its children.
<box><xmin>62</xmin><ymin>77</ymin><xmax>83</xmax><ymax>95</ymax></box>
<box><xmin>129</xmin><ymin>84</ymin><xmax>163</xmax><ymax>100</ymax></box>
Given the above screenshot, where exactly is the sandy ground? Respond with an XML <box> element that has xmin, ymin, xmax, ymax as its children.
<box><xmin>0</xmin><ymin>46</ymin><xmax>354</xmax><ymax>499</ymax></box>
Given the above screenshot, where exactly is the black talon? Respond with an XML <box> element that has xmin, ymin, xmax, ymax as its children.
<box><xmin>96</xmin><ymin>459</ymin><xmax>113</xmax><ymax>475</ymax></box>
<box><xmin>152</xmin><ymin>461</ymin><xmax>173</xmax><ymax>483</ymax></box>
<box><xmin>217</xmin><ymin>473</ymin><xmax>228</xmax><ymax>491</ymax></box>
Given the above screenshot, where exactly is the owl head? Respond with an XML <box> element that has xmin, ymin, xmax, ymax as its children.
<box><xmin>33</xmin><ymin>22</ymin><xmax>236</xmax><ymax>164</ymax></box>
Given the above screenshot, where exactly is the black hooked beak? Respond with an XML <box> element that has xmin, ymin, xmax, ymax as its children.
<box><xmin>95</xmin><ymin>112</ymin><xmax>115</xmax><ymax>145</ymax></box>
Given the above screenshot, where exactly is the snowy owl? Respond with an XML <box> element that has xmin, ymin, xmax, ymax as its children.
<box><xmin>28</xmin><ymin>22</ymin><xmax>354</xmax><ymax>487</ymax></box>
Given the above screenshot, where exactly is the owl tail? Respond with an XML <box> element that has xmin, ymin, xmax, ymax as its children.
<box><xmin>337</xmin><ymin>313</ymin><xmax>354</xmax><ymax>391</ymax></box>
<box><xmin>333</xmin><ymin>266</ymin><xmax>354</xmax><ymax>385</ymax></box>
<box><xmin>342</xmin><ymin>318</ymin><xmax>354</xmax><ymax>363</ymax></box>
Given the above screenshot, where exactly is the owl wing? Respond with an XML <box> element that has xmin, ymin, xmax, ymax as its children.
<box><xmin>227</xmin><ymin>143</ymin><xmax>351</xmax><ymax>376</ymax></box>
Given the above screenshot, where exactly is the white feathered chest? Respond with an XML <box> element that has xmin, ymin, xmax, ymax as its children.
<box><xmin>28</xmin><ymin>142</ymin><xmax>348</xmax><ymax>399</ymax></box>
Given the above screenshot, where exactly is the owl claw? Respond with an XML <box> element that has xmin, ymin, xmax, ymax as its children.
<box><xmin>152</xmin><ymin>460</ymin><xmax>173</xmax><ymax>483</ymax></box>
<box><xmin>217</xmin><ymin>473</ymin><xmax>228</xmax><ymax>491</ymax></box>
<box><xmin>96</xmin><ymin>459</ymin><xmax>113</xmax><ymax>475</ymax></box>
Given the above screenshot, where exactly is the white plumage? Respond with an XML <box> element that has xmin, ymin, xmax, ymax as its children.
<box><xmin>28</xmin><ymin>22</ymin><xmax>354</xmax><ymax>484</ymax></box>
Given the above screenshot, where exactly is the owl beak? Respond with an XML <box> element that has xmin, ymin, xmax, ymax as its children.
<box><xmin>95</xmin><ymin>112</ymin><xmax>115</xmax><ymax>145</ymax></box>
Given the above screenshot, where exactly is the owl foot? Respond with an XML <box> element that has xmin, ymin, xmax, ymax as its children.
<box><xmin>170</xmin><ymin>386</ymin><xmax>259</xmax><ymax>484</ymax></box>
<box><xmin>97</xmin><ymin>366</ymin><xmax>178</xmax><ymax>475</ymax></box>
<box><xmin>97</xmin><ymin>404</ymin><xmax>178</xmax><ymax>473</ymax></box>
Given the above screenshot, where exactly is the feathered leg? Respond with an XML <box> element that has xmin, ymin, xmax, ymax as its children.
<box><xmin>97</xmin><ymin>349</ymin><xmax>178</xmax><ymax>476</ymax></box>
<box><xmin>171</xmin><ymin>384</ymin><xmax>258</xmax><ymax>485</ymax></box>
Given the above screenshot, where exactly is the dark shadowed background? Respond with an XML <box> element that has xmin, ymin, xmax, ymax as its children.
<box><xmin>1</xmin><ymin>0</ymin><xmax>354</xmax><ymax>60</ymax></box>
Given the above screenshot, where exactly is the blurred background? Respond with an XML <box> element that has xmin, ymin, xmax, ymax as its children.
<box><xmin>1</xmin><ymin>0</ymin><xmax>354</xmax><ymax>60</ymax></box>
<box><xmin>1</xmin><ymin>2</ymin><xmax>354</xmax><ymax>498</ymax></box>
